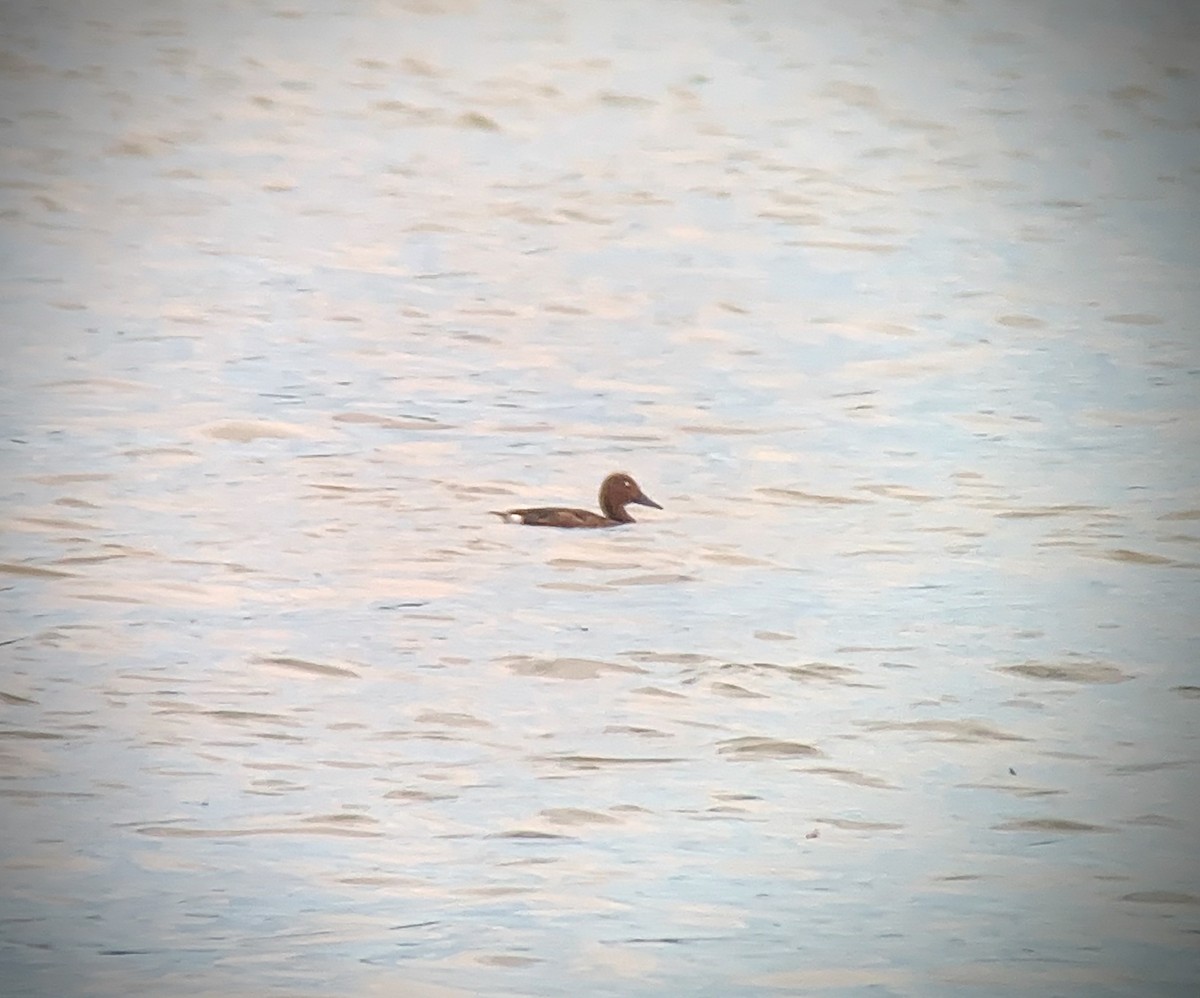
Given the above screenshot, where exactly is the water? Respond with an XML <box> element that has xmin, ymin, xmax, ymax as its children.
<box><xmin>2</xmin><ymin>0</ymin><xmax>1198</xmax><ymax>995</ymax></box>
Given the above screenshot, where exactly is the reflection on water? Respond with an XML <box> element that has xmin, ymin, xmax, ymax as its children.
<box><xmin>2</xmin><ymin>0</ymin><xmax>1199</xmax><ymax>995</ymax></box>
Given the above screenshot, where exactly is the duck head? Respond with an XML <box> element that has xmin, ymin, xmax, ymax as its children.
<box><xmin>599</xmin><ymin>472</ymin><xmax>662</xmax><ymax>523</ymax></box>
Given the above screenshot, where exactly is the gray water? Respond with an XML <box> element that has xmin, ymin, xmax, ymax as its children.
<box><xmin>2</xmin><ymin>1</ymin><xmax>1199</xmax><ymax>995</ymax></box>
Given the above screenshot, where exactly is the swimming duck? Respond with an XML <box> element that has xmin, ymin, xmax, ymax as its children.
<box><xmin>491</xmin><ymin>472</ymin><xmax>662</xmax><ymax>528</ymax></box>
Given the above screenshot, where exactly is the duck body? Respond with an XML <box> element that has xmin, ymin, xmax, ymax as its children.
<box><xmin>492</xmin><ymin>472</ymin><xmax>662</xmax><ymax>528</ymax></box>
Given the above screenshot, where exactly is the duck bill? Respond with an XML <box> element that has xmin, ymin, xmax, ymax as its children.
<box><xmin>633</xmin><ymin>491</ymin><xmax>662</xmax><ymax>510</ymax></box>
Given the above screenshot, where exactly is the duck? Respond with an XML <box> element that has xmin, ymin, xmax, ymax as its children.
<box><xmin>491</xmin><ymin>472</ymin><xmax>662</xmax><ymax>528</ymax></box>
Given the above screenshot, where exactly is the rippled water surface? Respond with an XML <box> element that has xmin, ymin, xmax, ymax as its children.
<box><xmin>3</xmin><ymin>1</ymin><xmax>1199</xmax><ymax>995</ymax></box>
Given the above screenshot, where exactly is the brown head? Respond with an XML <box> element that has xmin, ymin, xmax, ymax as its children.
<box><xmin>598</xmin><ymin>472</ymin><xmax>662</xmax><ymax>523</ymax></box>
